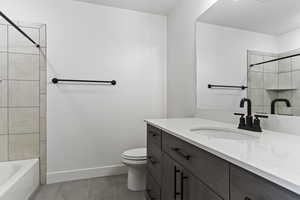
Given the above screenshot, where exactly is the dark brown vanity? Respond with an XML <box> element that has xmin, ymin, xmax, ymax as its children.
<box><xmin>145</xmin><ymin>124</ymin><xmax>300</xmax><ymax>200</ymax></box>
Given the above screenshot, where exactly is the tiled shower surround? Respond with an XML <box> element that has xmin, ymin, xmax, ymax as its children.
<box><xmin>248</xmin><ymin>49</ymin><xmax>300</xmax><ymax>116</ymax></box>
<box><xmin>0</xmin><ymin>21</ymin><xmax>47</xmax><ymax>184</ymax></box>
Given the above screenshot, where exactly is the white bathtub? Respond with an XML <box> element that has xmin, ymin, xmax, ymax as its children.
<box><xmin>0</xmin><ymin>159</ymin><xmax>39</xmax><ymax>200</ymax></box>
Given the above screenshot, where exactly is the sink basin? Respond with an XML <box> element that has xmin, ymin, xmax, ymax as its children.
<box><xmin>189</xmin><ymin>127</ymin><xmax>259</xmax><ymax>140</ymax></box>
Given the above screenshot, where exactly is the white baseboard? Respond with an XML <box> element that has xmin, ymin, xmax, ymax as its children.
<box><xmin>47</xmin><ymin>164</ymin><xmax>127</xmax><ymax>184</ymax></box>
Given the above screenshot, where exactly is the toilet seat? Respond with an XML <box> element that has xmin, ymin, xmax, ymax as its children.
<box><xmin>122</xmin><ymin>148</ymin><xmax>147</xmax><ymax>161</ymax></box>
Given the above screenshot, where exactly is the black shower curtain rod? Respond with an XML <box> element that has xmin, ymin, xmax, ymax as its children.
<box><xmin>249</xmin><ymin>53</ymin><xmax>300</xmax><ymax>67</ymax></box>
<box><xmin>0</xmin><ymin>11</ymin><xmax>40</xmax><ymax>48</ymax></box>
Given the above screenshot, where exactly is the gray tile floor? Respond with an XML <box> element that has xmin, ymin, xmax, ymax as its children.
<box><xmin>30</xmin><ymin>175</ymin><xmax>145</xmax><ymax>200</ymax></box>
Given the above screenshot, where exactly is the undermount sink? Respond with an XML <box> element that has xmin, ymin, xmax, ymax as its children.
<box><xmin>189</xmin><ymin>127</ymin><xmax>260</xmax><ymax>140</ymax></box>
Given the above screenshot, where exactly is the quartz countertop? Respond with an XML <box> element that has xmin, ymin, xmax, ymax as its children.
<box><xmin>145</xmin><ymin>118</ymin><xmax>300</xmax><ymax>195</ymax></box>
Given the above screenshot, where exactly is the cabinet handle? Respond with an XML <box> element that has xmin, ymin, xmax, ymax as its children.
<box><xmin>147</xmin><ymin>156</ymin><xmax>157</xmax><ymax>165</ymax></box>
<box><xmin>180</xmin><ymin>172</ymin><xmax>188</xmax><ymax>200</ymax></box>
<box><xmin>172</xmin><ymin>148</ymin><xmax>191</xmax><ymax>160</ymax></box>
<box><xmin>146</xmin><ymin>189</ymin><xmax>156</xmax><ymax>200</ymax></box>
<box><xmin>174</xmin><ymin>166</ymin><xmax>181</xmax><ymax>198</ymax></box>
<box><xmin>244</xmin><ymin>197</ymin><xmax>251</xmax><ymax>200</ymax></box>
<box><xmin>149</xmin><ymin>131</ymin><xmax>158</xmax><ymax>137</ymax></box>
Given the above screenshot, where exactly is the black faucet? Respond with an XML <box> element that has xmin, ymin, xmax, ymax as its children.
<box><xmin>234</xmin><ymin>98</ymin><xmax>268</xmax><ymax>132</ymax></box>
<box><xmin>271</xmin><ymin>99</ymin><xmax>291</xmax><ymax>114</ymax></box>
<box><xmin>240</xmin><ymin>98</ymin><xmax>253</xmax><ymax>127</ymax></box>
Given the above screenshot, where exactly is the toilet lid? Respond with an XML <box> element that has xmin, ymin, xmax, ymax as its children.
<box><xmin>122</xmin><ymin>148</ymin><xmax>147</xmax><ymax>160</ymax></box>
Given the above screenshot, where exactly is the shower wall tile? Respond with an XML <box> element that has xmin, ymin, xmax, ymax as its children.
<box><xmin>8</xmin><ymin>53</ymin><xmax>39</xmax><ymax>80</ymax></box>
<box><xmin>278</xmin><ymin>72</ymin><xmax>292</xmax><ymax>88</ymax></box>
<box><xmin>39</xmin><ymin>139</ymin><xmax>47</xmax><ymax>184</ymax></box>
<box><xmin>40</xmin><ymin>94</ymin><xmax>46</xmax><ymax>118</ymax></box>
<box><xmin>40</xmin><ymin>25</ymin><xmax>47</xmax><ymax>48</ymax></box>
<box><xmin>292</xmin><ymin>90</ymin><xmax>300</xmax><ymax>107</ymax></box>
<box><xmin>8</xmin><ymin>26</ymin><xmax>39</xmax><ymax>54</ymax></box>
<box><xmin>248</xmin><ymin>89</ymin><xmax>264</xmax><ymax>106</ymax></box>
<box><xmin>277</xmin><ymin>106</ymin><xmax>293</xmax><ymax>115</ymax></box>
<box><xmin>40</xmin><ymin>117</ymin><xmax>46</xmax><ymax>141</ymax></box>
<box><xmin>0</xmin><ymin>24</ymin><xmax>7</xmax><ymax>51</ymax></box>
<box><xmin>40</xmin><ymin>69</ymin><xmax>46</xmax><ymax>94</ymax></box>
<box><xmin>39</xmin><ymin>48</ymin><xmax>47</xmax><ymax>70</ymax></box>
<box><xmin>264</xmin><ymin>91</ymin><xmax>278</xmax><ymax>107</ymax></box>
<box><xmin>9</xmin><ymin>108</ymin><xmax>39</xmax><ymax>134</ymax></box>
<box><xmin>253</xmin><ymin>106</ymin><xmax>265</xmax><ymax>114</ymax></box>
<box><xmin>249</xmin><ymin>55</ymin><xmax>263</xmax><ymax>72</ymax></box>
<box><xmin>292</xmin><ymin>56</ymin><xmax>300</xmax><ymax>71</ymax></box>
<box><xmin>248</xmin><ymin>71</ymin><xmax>263</xmax><ymax>88</ymax></box>
<box><xmin>264</xmin><ymin>56</ymin><xmax>278</xmax><ymax>73</ymax></box>
<box><xmin>0</xmin><ymin>135</ymin><xmax>8</xmax><ymax>161</ymax></box>
<box><xmin>0</xmin><ymin>22</ymin><xmax>47</xmax><ymax>184</ymax></box>
<box><xmin>8</xmin><ymin>81</ymin><xmax>39</xmax><ymax>107</ymax></box>
<box><xmin>264</xmin><ymin>73</ymin><xmax>277</xmax><ymax>88</ymax></box>
<box><xmin>292</xmin><ymin>107</ymin><xmax>300</xmax><ymax>116</ymax></box>
<box><xmin>292</xmin><ymin>70</ymin><xmax>300</xmax><ymax>88</ymax></box>
<box><xmin>278</xmin><ymin>91</ymin><xmax>293</xmax><ymax>107</ymax></box>
<box><xmin>278</xmin><ymin>59</ymin><xmax>292</xmax><ymax>72</ymax></box>
<box><xmin>9</xmin><ymin>133</ymin><xmax>39</xmax><ymax>160</ymax></box>
<box><xmin>0</xmin><ymin>108</ymin><xmax>8</xmax><ymax>134</ymax></box>
<box><xmin>0</xmin><ymin>53</ymin><xmax>8</xmax><ymax>80</ymax></box>
<box><xmin>0</xmin><ymin>80</ymin><xmax>8</xmax><ymax>107</ymax></box>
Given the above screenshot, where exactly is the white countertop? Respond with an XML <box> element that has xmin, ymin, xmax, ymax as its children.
<box><xmin>145</xmin><ymin>118</ymin><xmax>300</xmax><ymax>195</ymax></box>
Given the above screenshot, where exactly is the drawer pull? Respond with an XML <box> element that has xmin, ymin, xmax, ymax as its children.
<box><xmin>146</xmin><ymin>189</ymin><xmax>156</xmax><ymax>200</ymax></box>
<box><xmin>174</xmin><ymin>166</ymin><xmax>181</xmax><ymax>198</ymax></box>
<box><xmin>150</xmin><ymin>132</ymin><xmax>158</xmax><ymax>137</ymax></box>
<box><xmin>172</xmin><ymin>148</ymin><xmax>191</xmax><ymax>160</ymax></box>
<box><xmin>180</xmin><ymin>172</ymin><xmax>188</xmax><ymax>200</ymax></box>
<box><xmin>244</xmin><ymin>197</ymin><xmax>251</xmax><ymax>200</ymax></box>
<box><xmin>147</xmin><ymin>156</ymin><xmax>157</xmax><ymax>164</ymax></box>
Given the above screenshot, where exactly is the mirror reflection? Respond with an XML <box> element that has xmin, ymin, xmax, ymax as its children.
<box><xmin>196</xmin><ymin>0</ymin><xmax>300</xmax><ymax>116</ymax></box>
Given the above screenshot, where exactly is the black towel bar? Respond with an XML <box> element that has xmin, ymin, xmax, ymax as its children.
<box><xmin>208</xmin><ymin>84</ymin><xmax>247</xmax><ymax>90</ymax></box>
<box><xmin>52</xmin><ymin>78</ymin><xmax>117</xmax><ymax>85</ymax></box>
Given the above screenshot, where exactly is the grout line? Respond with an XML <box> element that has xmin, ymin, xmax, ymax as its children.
<box><xmin>6</xmin><ymin>24</ymin><xmax>10</xmax><ymax>160</ymax></box>
<box><xmin>0</xmin><ymin>51</ymin><xmax>40</xmax><ymax>55</ymax></box>
<box><xmin>8</xmin><ymin>132</ymin><xmax>40</xmax><ymax>136</ymax></box>
<box><xmin>3</xmin><ymin>79</ymin><xmax>40</xmax><ymax>82</ymax></box>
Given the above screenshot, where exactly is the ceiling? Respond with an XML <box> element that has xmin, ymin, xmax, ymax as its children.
<box><xmin>198</xmin><ymin>0</ymin><xmax>300</xmax><ymax>35</ymax></box>
<box><xmin>74</xmin><ymin>0</ymin><xmax>179</xmax><ymax>15</ymax></box>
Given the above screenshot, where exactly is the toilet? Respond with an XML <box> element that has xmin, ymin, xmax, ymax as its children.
<box><xmin>121</xmin><ymin>148</ymin><xmax>147</xmax><ymax>191</ymax></box>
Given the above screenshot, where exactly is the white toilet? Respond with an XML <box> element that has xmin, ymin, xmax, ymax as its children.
<box><xmin>121</xmin><ymin>148</ymin><xmax>147</xmax><ymax>191</ymax></box>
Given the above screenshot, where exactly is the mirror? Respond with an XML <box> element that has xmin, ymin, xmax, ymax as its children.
<box><xmin>196</xmin><ymin>0</ymin><xmax>300</xmax><ymax>116</ymax></box>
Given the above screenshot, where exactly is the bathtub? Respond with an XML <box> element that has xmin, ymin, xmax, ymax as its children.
<box><xmin>0</xmin><ymin>159</ymin><xmax>39</xmax><ymax>200</ymax></box>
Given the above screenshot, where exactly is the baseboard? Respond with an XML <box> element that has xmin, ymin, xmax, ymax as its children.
<box><xmin>47</xmin><ymin>164</ymin><xmax>127</xmax><ymax>184</ymax></box>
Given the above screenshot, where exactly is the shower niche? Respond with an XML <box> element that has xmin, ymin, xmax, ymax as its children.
<box><xmin>0</xmin><ymin>19</ymin><xmax>47</xmax><ymax>183</ymax></box>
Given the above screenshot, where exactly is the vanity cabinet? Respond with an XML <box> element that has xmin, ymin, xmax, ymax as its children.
<box><xmin>162</xmin><ymin>153</ymin><xmax>222</xmax><ymax>200</ymax></box>
<box><xmin>230</xmin><ymin>165</ymin><xmax>300</xmax><ymax>200</ymax></box>
<box><xmin>145</xmin><ymin>124</ymin><xmax>300</xmax><ymax>200</ymax></box>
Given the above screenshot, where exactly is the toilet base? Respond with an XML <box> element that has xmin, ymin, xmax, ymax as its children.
<box><xmin>127</xmin><ymin>165</ymin><xmax>146</xmax><ymax>191</ymax></box>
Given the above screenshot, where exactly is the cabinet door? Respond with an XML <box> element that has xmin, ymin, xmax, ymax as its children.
<box><xmin>182</xmin><ymin>169</ymin><xmax>223</xmax><ymax>200</ymax></box>
<box><xmin>162</xmin><ymin>154</ymin><xmax>183</xmax><ymax>200</ymax></box>
<box><xmin>162</xmin><ymin>154</ymin><xmax>222</xmax><ymax>200</ymax></box>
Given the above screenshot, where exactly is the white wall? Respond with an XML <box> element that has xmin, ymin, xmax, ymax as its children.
<box><xmin>167</xmin><ymin>0</ymin><xmax>218</xmax><ymax>117</ymax></box>
<box><xmin>278</xmin><ymin>27</ymin><xmax>300</xmax><ymax>52</ymax></box>
<box><xmin>196</xmin><ymin>23</ymin><xmax>278</xmax><ymax>111</ymax></box>
<box><xmin>0</xmin><ymin>0</ymin><xmax>166</xmax><ymax>183</ymax></box>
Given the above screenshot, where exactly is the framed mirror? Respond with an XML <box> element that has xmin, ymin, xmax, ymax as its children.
<box><xmin>196</xmin><ymin>0</ymin><xmax>300</xmax><ymax>116</ymax></box>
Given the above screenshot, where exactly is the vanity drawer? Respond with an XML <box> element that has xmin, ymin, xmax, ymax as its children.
<box><xmin>147</xmin><ymin>125</ymin><xmax>162</xmax><ymax>149</ymax></box>
<box><xmin>147</xmin><ymin>144</ymin><xmax>162</xmax><ymax>185</ymax></box>
<box><xmin>163</xmin><ymin>133</ymin><xmax>230</xmax><ymax>200</ymax></box>
<box><xmin>146</xmin><ymin>172</ymin><xmax>161</xmax><ymax>200</ymax></box>
<box><xmin>230</xmin><ymin>165</ymin><xmax>300</xmax><ymax>200</ymax></box>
